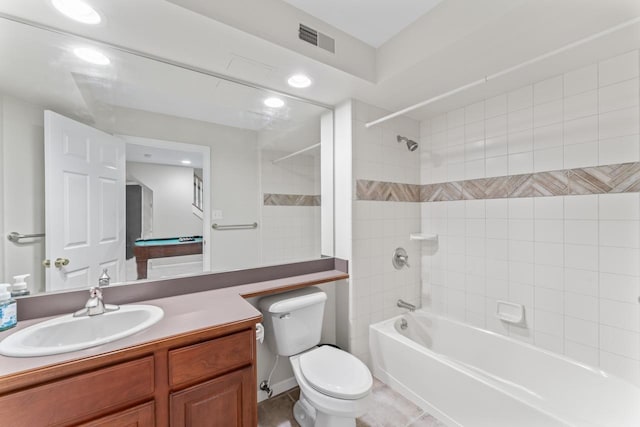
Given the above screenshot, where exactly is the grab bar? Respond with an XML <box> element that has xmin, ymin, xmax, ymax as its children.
<box><xmin>7</xmin><ymin>231</ymin><xmax>45</xmax><ymax>243</ymax></box>
<box><xmin>212</xmin><ymin>222</ymin><xmax>258</xmax><ymax>231</ymax></box>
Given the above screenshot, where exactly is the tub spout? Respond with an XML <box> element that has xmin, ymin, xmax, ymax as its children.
<box><xmin>397</xmin><ymin>299</ymin><xmax>416</xmax><ymax>312</ymax></box>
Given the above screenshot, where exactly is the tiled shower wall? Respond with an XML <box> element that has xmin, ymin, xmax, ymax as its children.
<box><xmin>261</xmin><ymin>150</ymin><xmax>321</xmax><ymax>264</ymax></box>
<box><xmin>420</xmin><ymin>50</ymin><xmax>640</xmax><ymax>385</ymax></box>
<box><xmin>350</xmin><ymin>100</ymin><xmax>422</xmax><ymax>366</ymax></box>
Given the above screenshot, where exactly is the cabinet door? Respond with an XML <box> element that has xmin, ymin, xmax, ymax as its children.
<box><xmin>77</xmin><ymin>401</ymin><xmax>155</xmax><ymax>427</ymax></box>
<box><xmin>170</xmin><ymin>367</ymin><xmax>255</xmax><ymax>427</ymax></box>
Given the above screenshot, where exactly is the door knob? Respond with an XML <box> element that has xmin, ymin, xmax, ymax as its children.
<box><xmin>42</xmin><ymin>259</ymin><xmax>51</xmax><ymax>268</ymax></box>
<box><xmin>54</xmin><ymin>258</ymin><xmax>70</xmax><ymax>268</ymax></box>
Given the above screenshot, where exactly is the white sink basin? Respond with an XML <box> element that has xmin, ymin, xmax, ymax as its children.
<box><xmin>0</xmin><ymin>305</ymin><xmax>164</xmax><ymax>357</ymax></box>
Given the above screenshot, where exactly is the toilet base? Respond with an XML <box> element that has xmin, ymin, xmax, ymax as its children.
<box><xmin>293</xmin><ymin>391</ymin><xmax>356</xmax><ymax>427</ymax></box>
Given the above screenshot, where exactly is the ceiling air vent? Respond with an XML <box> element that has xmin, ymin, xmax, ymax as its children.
<box><xmin>298</xmin><ymin>24</ymin><xmax>335</xmax><ymax>54</ymax></box>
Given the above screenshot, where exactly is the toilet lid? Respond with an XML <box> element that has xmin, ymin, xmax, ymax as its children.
<box><xmin>299</xmin><ymin>346</ymin><xmax>372</xmax><ymax>400</ymax></box>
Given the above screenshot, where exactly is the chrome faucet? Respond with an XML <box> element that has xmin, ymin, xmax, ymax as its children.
<box><xmin>98</xmin><ymin>268</ymin><xmax>110</xmax><ymax>287</ymax></box>
<box><xmin>74</xmin><ymin>270</ymin><xmax>119</xmax><ymax>317</ymax></box>
<box><xmin>397</xmin><ymin>299</ymin><xmax>416</xmax><ymax>312</ymax></box>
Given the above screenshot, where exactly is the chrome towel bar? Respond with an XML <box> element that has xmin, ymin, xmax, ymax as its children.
<box><xmin>211</xmin><ymin>222</ymin><xmax>258</xmax><ymax>231</ymax></box>
<box><xmin>7</xmin><ymin>231</ymin><xmax>45</xmax><ymax>242</ymax></box>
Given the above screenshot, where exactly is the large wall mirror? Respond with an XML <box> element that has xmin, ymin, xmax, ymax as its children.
<box><xmin>0</xmin><ymin>16</ymin><xmax>334</xmax><ymax>295</ymax></box>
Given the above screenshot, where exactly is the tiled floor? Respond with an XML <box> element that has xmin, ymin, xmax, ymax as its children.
<box><xmin>258</xmin><ymin>379</ymin><xmax>446</xmax><ymax>427</ymax></box>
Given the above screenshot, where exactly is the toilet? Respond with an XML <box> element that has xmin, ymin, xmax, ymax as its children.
<box><xmin>259</xmin><ymin>287</ymin><xmax>372</xmax><ymax>427</ymax></box>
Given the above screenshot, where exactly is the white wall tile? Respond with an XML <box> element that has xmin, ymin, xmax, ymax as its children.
<box><xmin>599</xmin><ymin>220</ymin><xmax>639</xmax><ymax>248</ymax></box>
<box><xmin>598</xmin><ymin>78</ymin><xmax>639</xmax><ymax>114</ymax></box>
<box><xmin>599</xmin><ymin>193</ymin><xmax>639</xmax><ymax>220</ymax></box>
<box><xmin>535</xmin><ymin>219</ymin><xmax>563</xmax><ymax>242</ymax></box>
<box><xmin>508</xmin><ymin>86</ymin><xmax>534</xmax><ymax>111</ymax></box>
<box><xmin>600</xmin><ymin>299</ymin><xmax>639</xmax><ymax>332</ymax></box>
<box><xmin>565</xmin><ymin>292</ymin><xmax>599</xmax><ymax>322</ymax></box>
<box><xmin>485</xmin><ymin>94</ymin><xmax>507</xmax><ymax>118</ymax></box>
<box><xmin>508</xmin><ymin>129</ymin><xmax>533</xmax><ymax>154</ymax></box>
<box><xmin>598</xmin><ymin>107</ymin><xmax>640</xmax><ymax>140</ymax></box>
<box><xmin>598</xmin><ymin>50</ymin><xmax>639</xmax><ymax>87</ymax></box>
<box><xmin>485</xmin><ymin>115</ymin><xmax>507</xmax><ymax>138</ymax></box>
<box><xmin>565</xmin><ymin>268</ymin><xmax>598</xmax><ymax>297</ymax></box>
<box><xmin>600</xmin><ymin>272</ymin><xmax>639</xmax><ymax>304</ymax></box>
<box><xmin>485</xmin><ymin>155</ymin><xmax>508</xmax><ymax>177</ymax></box>
<box><xmin>565</xmin><ymin>220</ymin><xmax>598</xmax><ymax>245</ymax></box>
<box><xmin>534</xmin><ymin>99</ymin><xmax>563</xmax><ymax>127</ymax></box>
<box><xmin>486</xmin><ymin>199</ymin><xmax>509</xmax><ymax>218</ymax></box>
<box><xmin>566</xmin><ymin>317</ymin><xmax>599</xmax><ymax>347</ymax></box>
<box><xmin>508</xmin><ymin>108</ymin><xmax>533</xmax><ymax>132</ymax></box>
<box><xmin>535</xmin><ymin>288</ymin><xmax>564</xmax><ymax>314</ymax></box>
<box><xmin>535</xmin><ymin>265</ymin><xmax>564</xmax><ymax>291</ymax></box>
<box><xmin>564</xmin><ymin>90</ymin><xmax>598</xmax><ymax>121</ymax></box>
<box><xmin>534</xmin><ymin>197</ymin><xmax>564</xmax><ymax>219</ymax></box>
<box><xmin>565</xmin><ymin>195</ymin><xmax>598</xmax><ymax>220</ymax></box>
<box><xmin>534</xmin><ymin>123</ymin><xmax>563</xmax><ymax>150</ymax></box>
<box><xmin>534</xmin><ymin>76</ymin><xmax>563</xmax><ymax>104</ymax></box>
<box><xmin>418</xmin><ymin>52</ymin><xmax>640</xmax><ymax>378</ymax></box>
<box><xmin>564</xmin><ymin>115</ymin><xmax>598</xmax><ymax>145</ymax></box>
<box><xmin>564</xmin><ymin>141</ymin><xmax>598</xmax><ymax>169</ymax></box>
<box><xmin>599</xmin><ymin>325</ymin><xmax>640</xmax><ymax>360</ymax></box>
<box><xmin>598</xmin><ymin>135</ymin><xmax>640</xmax><ymax>165</ymax></box>
<box><xmin>485</xmin><ymin>135</ymin><xmax>508</xmax><ymax>157</ymax></box>
<box><xmin>564</xmin><ymin>64</ymin><xmax>597</xmax><ymax>97</ymax></box>
<box><xmin>534</xmin><ymin>147</ymin><xmax>563</xmax><ymax>172</ymax></box>
<box><xmin>599</xmin><ymin>247</ymin><xmax>640</xmax><ymax>276</ymax></box>
<box><xmin>508</xmin><ymin>151</ymin><xmax>533</xmax><ymax>174</ymax></box>
<box><xmin>465</xmin><ymin>101</ymin><xmax>485</xmax><ymax>124</ymax></box>
<box><xmin>564</xmin><ymin>244</ymin><xmax>598</xmax><ymax>271</ymax></box>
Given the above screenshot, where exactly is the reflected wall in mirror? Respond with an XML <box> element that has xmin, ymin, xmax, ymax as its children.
<box><xmin>0</xmin><ymin>17</ymin><xmax>333</xmax><ymax>295</ymax></box>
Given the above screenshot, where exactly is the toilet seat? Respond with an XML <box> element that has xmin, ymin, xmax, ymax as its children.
<box><xmin>298</xmin><ymin>346</ymin><xmax>372</xmax><ymax>400</ymax></box>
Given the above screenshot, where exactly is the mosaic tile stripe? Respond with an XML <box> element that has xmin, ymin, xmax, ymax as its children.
<box><xmin>354</xmin><ymin>162</ymin><xmax>640</xmax><ymax>203</ymax></box>
<box><xmin>263</xmin><ymin>193</ymin><xmax>321</xmax><ymax>206</ymax></box>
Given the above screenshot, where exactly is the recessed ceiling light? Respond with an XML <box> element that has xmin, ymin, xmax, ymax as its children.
<box><xmin>74</xmin><ymin>47</ymin><xmax>110</xmax><ymax>65</ymax></box>
<box><xmin>52</xmin><ymin>0</ymin><xmax>101</xmax><ymax>24</ymax></box>
<box><xmin>287</xmin><ymin>74</ymin><xmax>312</xmax><ymax>88</ymax></box>
<box><xmin>181</xmin><ymin>160</ymin><xmax>192</xmax><ymax>165</ymax></box>
<box><xmin>264</xmin><ymin>97</ymin><xmax>285</xmax><ymax>108</ymax></box>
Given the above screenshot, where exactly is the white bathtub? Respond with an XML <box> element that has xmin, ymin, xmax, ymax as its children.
<box><xmin>370</xmin><ymin>310</ymin><xmax>640</xmax><ymax>427</ymax></box>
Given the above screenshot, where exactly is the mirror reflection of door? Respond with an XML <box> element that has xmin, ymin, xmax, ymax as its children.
<box><xmin>44</xmin><ymin>111</ymin><xmax>126</xmax><ymax>292</ymax></box>
<box><xmin>43</xmin><ymin>112</ymin><xmax>209</xmax><ymax>290</ymax></box>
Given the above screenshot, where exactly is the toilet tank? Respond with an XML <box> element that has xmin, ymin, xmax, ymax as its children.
<box><xmin>258</xmin><ymin>287</ymin><xmax>327</xmax><ymax>356</ymax></box>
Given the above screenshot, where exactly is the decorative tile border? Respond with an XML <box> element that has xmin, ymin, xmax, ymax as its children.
<box><xmin>355</xmin><ymin>162</ymin><xmax>640</xmax><ymax>202</ymax></box>
<box><xmin>263</xmin><ymin>193</ymin><xmax>321</xmax><ymax>206</ymax></box>
<box><xmin>356</xmin><ymin>180</ymin><xmax>421</xmax><ymax>202</ymax></box>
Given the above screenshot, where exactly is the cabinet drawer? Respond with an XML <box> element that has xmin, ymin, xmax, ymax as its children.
<box><xmin>169</xmin><ymin>329</ymin><xmax>253</xmax><ymax>388</ymax></box>
<box><xmin>77</xmin><ymin>401</ymin><xmax>155</xmax><ymax>427</ymax></box>
<box><xmin>0</xmin><ymin>356</ymin><xmax>154</xmax><ymax>427</ymax></box>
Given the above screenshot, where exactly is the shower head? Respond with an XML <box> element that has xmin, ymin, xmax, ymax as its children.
<box><xmin>397</xmin><ymin>135</ymin><xmax>419</xmax><ymax>152</ymax></box>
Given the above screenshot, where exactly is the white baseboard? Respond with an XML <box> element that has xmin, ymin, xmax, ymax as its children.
<box><xmin>257</xmin><ymin>376</ymin><xmax>298</xmax><ymax>403</ymax></box>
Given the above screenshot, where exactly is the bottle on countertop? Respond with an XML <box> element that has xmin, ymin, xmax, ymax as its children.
<box><xmin>11</xmin><ymin>274</ymin><xmax>30</xmax><ymax>297</ymax></box>
<box><xmin>0</xmin><ymin>284</ymin><xmax>17</xmax><ymax>331</ymax></box>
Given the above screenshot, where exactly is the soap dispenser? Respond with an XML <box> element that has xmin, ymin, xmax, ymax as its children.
<box><xmin>0</xmin><ymin>284</ymin><xmax>17</xmax><ymax>331</ymax></box>
<box><xmin>11</xmin><ymin>274</ymin><xmax>30</xmax><ymax>297</ymax></box>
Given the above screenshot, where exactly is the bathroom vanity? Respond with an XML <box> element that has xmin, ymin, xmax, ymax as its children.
<box><xmin>0</xmin><ymin>312</ymin><xmax>259</xmax><ymax>426</ymax></box>
<box><xmin>0</xmin><ymin>260</ymin><xmax>348</xmax><ymax>426</ymax></box>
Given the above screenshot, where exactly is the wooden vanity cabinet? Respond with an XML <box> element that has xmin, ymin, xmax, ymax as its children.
<box><xmin>0</xmin><ymin>320</ymin><xmax>258</xmax><ymax>427</ymax></box>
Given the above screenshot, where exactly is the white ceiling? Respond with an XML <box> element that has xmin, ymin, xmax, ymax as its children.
<box><xmin>281</xmin><ymin>0</ymin><xmax>443</xmax><ymax>47</ymax></box>
<box><xmin>1</xmin><ymin>0</ymin><xmax>639</xmax><ymax>124</ymax></box>
<box><xmin>0</xmin><ymin>12</ymin><xmax>326</xmax><ymax>154</ymax></box>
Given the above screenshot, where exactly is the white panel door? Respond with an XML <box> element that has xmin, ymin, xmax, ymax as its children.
<box><xmin>44</xmin><ymin>111</ymin><xmax>126</xmax><ymax>291</ymax></box>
